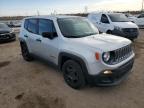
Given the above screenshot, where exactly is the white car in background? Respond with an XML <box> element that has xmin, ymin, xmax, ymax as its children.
<box><xmin>128</xmin><ymin>13</ymin><xmax>144</xmax><ymax>28</ymax></box>
<box><xmin>88</xmin><ymin>12</ymin><xmax>139</xmax><ymax>40</ymax></box>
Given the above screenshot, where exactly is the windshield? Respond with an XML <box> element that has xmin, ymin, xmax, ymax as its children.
<box><xmin>108</xmin><ymin>14</ymin><xmax>130</xmax><ymax>22</ymax></box>
<box><xmin>0</xmin><ymin>23</ymin><xmax>9</xmax><ymax>29</ymax></box>
<box><xmin>57</xmin><ymin>17</ymin><xmax>99</xmax><ymax>38</ymax></box>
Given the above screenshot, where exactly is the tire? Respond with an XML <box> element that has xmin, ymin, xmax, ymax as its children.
<box><xmin>107</xmin><ymin>30</ymin><xmax>112</xmax><ymax>34</ymax></box>
<box><xmin>62</xmin><ymin>60</ymin><xmax>86</xmax><ymax>89</ymax></box>
<box><xmin>20</xmin><ymin>43</ymin><xmax>33</xmax><ymax>61</ymax></box>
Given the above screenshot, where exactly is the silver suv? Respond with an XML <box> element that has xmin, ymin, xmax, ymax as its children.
<box><xmin>19</xmin><ymin>16</ymin><xmax>135</xmax><ymax>89</ymax></box>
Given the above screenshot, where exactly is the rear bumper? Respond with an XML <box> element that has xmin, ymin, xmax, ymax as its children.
<box><xmin>86</xmin><ymin>58</ymin><xmax>134</xmax><ymax>86</ymax></box>
<box><xmin>112</xmin><ymin>29</ymin><xmax>139</xmax><ymax>40</ymax></box>
<box><xmin>0</xmin><ymin>33</ymin><xmax>16</xmax><ymax>43</ymax></box>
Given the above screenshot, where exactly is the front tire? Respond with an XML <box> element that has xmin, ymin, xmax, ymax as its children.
<box><xmin>62</xmin><ymin>60</ymin><xmax>86</xmax><ymax>89</ymax></box>
<box><xmin>107</xmin><ymin>30</ymin><xmax>112</xmax><ymax>34</ymax></box>
<box><xmin>20</xmin><ymin>43</ymin><xmax>33</xmax><ymax>61</ymax></box>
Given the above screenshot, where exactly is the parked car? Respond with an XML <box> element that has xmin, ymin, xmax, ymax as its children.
<box><xmin>0</xmin><ymin>23</ymin><xmax>16</xmax><ymax>43</ymax></box>
<box><xmin>128</xmin><ymin>13</ymin><xmax>144</xmax><ymax>28</ymax></box>
<box><xmin>19</xmin><ymin>16</ymin><xmax>135</xmax><ymax>89</ymax></box>
<box><xmin>7</xmin><ymin>20</ymin><xmax>21</xmax><ymax>27</ymax></box>
<box><xmin>88</xmin><ymin>12</ymin><xmax>139</xmax><ymax>40</ymax></box>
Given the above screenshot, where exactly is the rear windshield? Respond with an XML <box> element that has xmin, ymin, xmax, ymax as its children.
<box><xmin>108</xmin><ymin>14</ymin><xmax>130</xmax><ymax>22</ymax></box>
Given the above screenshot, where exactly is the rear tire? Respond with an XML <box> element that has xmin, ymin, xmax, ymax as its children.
<box><xmin>20</xmin><ymin>43</ymin><xmax>33</xmax><ymax>61</ymax></box>
<box><xmin>62</xmin><ymin>60</ymin><xmax>86</xmax><ymax>89</ymax></box>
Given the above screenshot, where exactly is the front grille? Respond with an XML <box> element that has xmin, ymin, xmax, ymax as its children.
<box><xmin>0</xmin><ymin>34</ymin><xmax>11</xmax><ymax>39</ymax></box>
<box><xmin>0</xmin><ymin>31</ymin><xmax>9</xmax><ymax>34</ymax></box>
<box><xmin>113</xmin><ymin>45</ymin><xmax>133</xmax><ymax>64</ymax></box>
<box><xmin>105</xmin><ymin>44</ymin><xmax>133</xmax><ymax>65</ymax></box>
<box><xmin>122</xmin><ymin>28</ymin><xmax>138</xmax><ymax>34</ymax></box>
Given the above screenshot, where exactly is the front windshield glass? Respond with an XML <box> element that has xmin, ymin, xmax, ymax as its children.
<box><xmin>0</xmin><ymin>23</ymin><xmax>9</xmax><ymax>29</ymax></box>
<box><xmin>57</xmin><ymin>17</ymin><xmax>98</xmax><ymax>38</ymax></box>
<box><xmin>108</xmin><ymin>14</ymin><xmax>130</xmax><ymax>22</ymax></box>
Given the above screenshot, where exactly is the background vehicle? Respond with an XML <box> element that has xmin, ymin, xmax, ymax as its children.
<box><xmin>0</xmin><ymin>23</ymin><xmax>16</xmax><ymax>43</ymax></box>
<box><xmin>128</xmin><ymin>13</ymin><xmax>144</xmax><ymax>28</ymax></box>
<box><xmin>19</xmin><ymin>16</ymin><xmax>134</xmax><ymax>89</ymax></box>
<box><xmin>7</xmin><ymin>20</ymin><xmax>21</xmax><ymax>27</ymax></box>
<box><xmin>88</xmin><ymin>12</ymin><xmax>139</xmax><ymax>40</ymax></box>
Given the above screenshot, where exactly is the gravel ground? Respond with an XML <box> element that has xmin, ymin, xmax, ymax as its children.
<box><xmin>0</xmin><ymin>30</ymin><xmax>144</xmax><ymax>108</ymax></box>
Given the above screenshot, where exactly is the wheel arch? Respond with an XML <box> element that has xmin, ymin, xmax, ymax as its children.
<box><xmin>58</xmin><ymin>52</ymin><xmax>89</xmax><ymax>82</ymax></box>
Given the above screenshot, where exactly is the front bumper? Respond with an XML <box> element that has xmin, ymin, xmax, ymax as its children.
<box><xmin>0</xmin><ymin>33</ymin><xmax>16</xmax><ymax>43</ymax></box>
<box><xmin>112</xmin><ymin>28</ymin><xmax>139</xmax><ymax>40</ymax></box>
<box><xmin>138</xmin><ymin>25</ymin><xmax>144</xmax><ymax>28</ymax></box>
<box><xmin>87</xmin><ymin>58</ymin><xmax>134</xmax><ymax>86</ymax></box>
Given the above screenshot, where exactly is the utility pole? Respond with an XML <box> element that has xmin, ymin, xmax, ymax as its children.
<box><xmin>142</xmin><ymin>0</ymin><xmax>144</xmax><ymax>12</ymax></box>
<box><xmin>37</xmin><ymin>10</ymin><xmax>40</xmax><ymax>16</ymax></box>
<box><xmin>84</xmin><ymin>6</ymin><xmax>88</xmax><ymax>13</ymax></box>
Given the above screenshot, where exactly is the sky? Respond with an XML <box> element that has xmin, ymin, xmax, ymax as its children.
<box><xmin>0</xmin><ymin>0</ymin><xmax>142</xmax><ymax>16</ymax></box>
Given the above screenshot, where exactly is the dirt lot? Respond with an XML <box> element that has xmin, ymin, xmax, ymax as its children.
<box><xmin>0</xmin><ymin>30</ymin><xmax>144</xmax><ymax>108</ymax></box>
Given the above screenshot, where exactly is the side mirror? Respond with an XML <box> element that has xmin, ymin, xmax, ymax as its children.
<box><xmin>103</xmin><ymin>20</ymin><xmax>109</xmax><ymax>24</ymax></box>
<box><xmin>101</xmin><ymin>19</ymin><xmax>109</xmax><ymax>24</ymax></box>
<box><xmin>42</xmin><ymin>32</ymin><xmax>57</xmax><ymax>39</ymax></box>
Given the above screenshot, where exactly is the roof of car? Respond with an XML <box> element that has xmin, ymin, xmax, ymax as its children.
<box><xmin>89</xmin><ymin>12</ymin><xmax>123</xmax><ymax>15</ymax></box>
<box><xmin>24</xmin><ymin>15</ymin><xmax>82</xmax><ymax>20</ymax></box>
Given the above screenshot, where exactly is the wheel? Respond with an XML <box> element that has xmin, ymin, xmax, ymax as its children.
<box><xmin>107</xmin><ymin>30</ymin><xmax>112</xmax><ymax>34</ymax></box>
<box><xmin>62</xmin><ymin>60</ymin><xmax>86</xmax><ymax>89</ymax></box>
<box><xmin>20</xmin><ymin>43</ymin><xmax>33</xmax><ymax>61</ymax></box>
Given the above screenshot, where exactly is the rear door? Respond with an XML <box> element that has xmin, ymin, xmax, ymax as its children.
<box><xmin>24</xmin><ymin>18</ymin><xmax>42</xmax><ymax>55</ymax></box>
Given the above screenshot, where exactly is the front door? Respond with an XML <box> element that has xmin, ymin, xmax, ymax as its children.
<box><xmin>99</xmin><ymin>14</ymin><xmax>111</xmax><ymax>33</ymax></box>
<box><xmin>38</xmin><ymin>19</ymin><xmax>59</xmax><ymax>64</ymax></box>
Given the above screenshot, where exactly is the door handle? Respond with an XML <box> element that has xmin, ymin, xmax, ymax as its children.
<box><xmin>36</xmin><ymin>38</ymin><xmax>42</xmax><ymax>42</ymax></box>
<box><xmin>24</xmin><ymin>35</ymin><xmax>28</xmax><ymax>38</ymax></box>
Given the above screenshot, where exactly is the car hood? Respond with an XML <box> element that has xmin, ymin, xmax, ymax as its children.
<box><xmin>0</xmin><ymin>28</ymin><xmax>11</xmax><ymax>34</ymax></box>
<box><xmin>112</xmin><ymin>22</ymin><xmax>138</xmax><ymax>28</ymax></box>
<box><xmin>68</xmin><ymin>34</ymin><xmax>131</xmax><ymax>52</ymax></box>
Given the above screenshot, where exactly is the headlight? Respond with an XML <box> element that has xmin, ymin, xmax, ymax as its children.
<box><xmin>103</xmin><ymin>52</ymin><xmax>110</xmax><ymax>62</ymax></box>
<box><xmin>114</xmin><ymin>26</ymin><xmax>122</xmax><ymax>31</ymax></box>
<box><xmin>10</xmin><ymin>29</ymin><xmax>14</xmax><ymax>33</ymax></box>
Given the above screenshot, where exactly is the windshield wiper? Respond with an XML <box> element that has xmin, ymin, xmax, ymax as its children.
<box><xmin>64</xmin><ymin>33</ymin><xmax>97</xmax><ymax>38</ymax></box>
<box><xmin>64</xmin><ymin>35</ymin><xmax>81</xmax><ymax>38</ymax></box>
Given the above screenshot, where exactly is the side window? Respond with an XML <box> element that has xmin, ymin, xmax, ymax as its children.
<box><xmin>38</xmin><ymin>19</ymin><xmax>56</xmax><ymax>35</ymax></box>
<box><xmin>138</xmin><ymin>14</ymin><xmax>144</xmax><ymax>18</ymax></box>
<box><xmin>24</xmin><ymin>19</ymin><xmax>28</xmax><ymax>30</ymax></box>
<box><xmin>101</xmin><ymin>14</ymin><xmax>109</xmax><ymax>23</ymax></box>
<box><xmin>27</xmin><ymin>19</ymin><xmax>38</xmax><ymax>34</ymax></box>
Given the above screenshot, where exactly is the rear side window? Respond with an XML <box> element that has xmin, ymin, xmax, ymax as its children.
<box><xmin>24</xmin><ymin>19</ymin><xmax>28</xmax><ymax>29</ymax></box>
<box><xmin>24</xmin><ymin>19</ymin><xmax>38</xmax><ymax>34</ymax></box>
<box><xmin>27</xmin><ymin>19</ymin><xmax>38</xmax><ymax>34</ymax></box>
<box><xmin>38</xmin><ymin>19</ymin><xmax>56</xmax><ymax>35</ymax></box>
